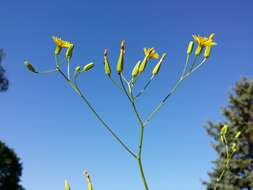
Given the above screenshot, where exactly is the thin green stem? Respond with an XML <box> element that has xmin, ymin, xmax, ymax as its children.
<box><xmin>121</xmin><ymin>73</ymin><xmax>129</xmax><ymax>84</ymax></box>
<box><xmin>144</xmin><ymin>58</ymin><xmax>207</xmax><ymax>126</ymax></box>
<box><xmin>119</xmin><ymin>74</ymin><xmax>133</xmax><ymax>103</ymax></box>
<box><xmin>55</xmin><ymin>57</ymin><xmax>136</xmax><ymax>159</ymax></box>
<box><xmin>137</xmin><ymin>125</ymin><xmax>149</xmax><ymax>190</ymax></box>
<box><xmin>180</xmin><ymin>54</ymin><xmax>190</xmax><ymax>79</ymax></box>
<box><xmin>128</xmin><ymin>87</ymin><xmax>149</xmax><ymax>190</ymax></box>
<box><xmin>109</xmin><ymin>76</ymin><xmax>125</xmax><ymax>93</ymax></box>
<box><xmin>189</xmin><ymin>55</ymin><xmax>198</xmax><ymax>71</ymax></box>
<box><xmin>37</xmin><ymin>69</ymin><xmax>57</xmax><ymax>74</ymax></box>
<box><xmin>67</xmin><ymin>59</ymin><xmax>70</xmax><ymax>80</ymax></box>
<box><xmin>135</xmin><ymin>76</ymin><xmax>154</xmax><ymax>98</ymax></box>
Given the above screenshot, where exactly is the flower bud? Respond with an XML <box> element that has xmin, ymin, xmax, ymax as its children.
<box><xmin>209</xmin><ymin>33</ymin><xmax>215</xmax><ymax>40</ymax></box>
<box><xmin>66</xmin><ymin>44</ymin><xmax>74</xmax><ymax>61</ymax></box>
<box><xmin>75</xmin><ymin>66</ymin><xmax>81</xmax><ymax>72</ymax></box>
<box><xmin>83</xmin><ymin>170</ymin><xmax>93</xmax><ymax>190</ymax></box>
<box><xmin>187</xmin><ymin>41</ymin><xmax>194</xmax><ymax>55</ymax></box>
<box><xmin>55</xmin><ymin>46</ymin><xmax>62</xmax><ymax>55</ymax></box>
<box><xmin>83</xmin><ymin>63</ymin><xmax>94</xmax><ymax>72</ymax></box>
<box><xmin>24</xmin><ymin>60</ymin><xmax>38</xmax><ymax>73</ymax></box>
<box><xmin>64</xmin><ymin>180</ymin><xmax>70</xmax><ymax>190</ymax></box>
<box><xmin>131</xmin><ymin>61</ymin><xmax>141</xmax><ymax>78</ymax></box>
<box><xmin>104</xmin><ymin>49</ymin><xmax>111</xmax><ymax>76</ymax></box>
<box><xmin>116</xmin><ymin>40</ymin><xmax>125</xmax><ymax>74</ymax></box>
<box><xmin>204</xmin><ymin>46</ymin><xmax>211</xmax><ymax>58</ymax></box>
<box><xmin>138</xmin><ymin>56</ymin><xmax>148</xmax><ymax>74</ymax></box>
<box><xmin>152</xmin><ymin>53</ymin><xmax>166</xmax><ymax>76</ymax></box>
<box><xmin>195</xmin><ymin>45</ymin><xmax>202</xmax><ymax>56</ymax></box>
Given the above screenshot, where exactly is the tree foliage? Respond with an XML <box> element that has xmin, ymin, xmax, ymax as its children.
<box><xmin>0</xmin><ymin>49</ymin><xmax>9</xmax><ymax>92</ymax></box>
<box><xmin>204</xmin><ymin>78</ymin><xmax>253</xmax><ymax>190</ymax></box>
<box><xmin>0</xmin><ymin>141</ymin><xmax>25</xmax><ymax>190</ymax></box>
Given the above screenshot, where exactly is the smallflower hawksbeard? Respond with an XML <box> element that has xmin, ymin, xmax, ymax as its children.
<box><xmin>192</xmin><ymin>33</ymin><xmax>217</xmax><ymax>47</ymax></box>
<box><xmin>52</xmin><ymin>36</ymin><xmax>73</xmax><ymax>48</ymax></box>
<box><xmin>144</xmin><ymin>48</ymin><xmax>159</xmax><ymax>60</ymax></box>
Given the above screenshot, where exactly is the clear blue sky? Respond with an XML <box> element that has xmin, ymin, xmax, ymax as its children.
<box><xmin>0</xmin><ymin>0</ymin><xmax>252</xmax><ymax>190</ymax></box>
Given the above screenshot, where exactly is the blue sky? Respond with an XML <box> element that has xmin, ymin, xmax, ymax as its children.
<box><xmin>0</xmin><ymin>0</ymin><xmax>253</xmax><ymax>190</ymax></box>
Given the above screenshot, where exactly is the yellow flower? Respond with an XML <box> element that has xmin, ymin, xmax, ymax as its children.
<box><xmin>192</xmin><ymin>33</ymin><xmax>217</xmax><ymax>47</ymax></box>
<box><xmin>144</xmin><ymin>48</ymin><xmax>159</xmax><ymax>60</ymax></box>
<box><xmin>52</xmin><ymin>36</ymin><xmax>73</xmax><ymax>48</ymax></box>
<box><xmin>138</xmin><ymin>48</ymin><xmax>159</xmax><ymax>73</ymax></box>
<box><xmin>192</xmin><ymin>33</ymin><xmax>217</xmax><ymax>56</ymax></box>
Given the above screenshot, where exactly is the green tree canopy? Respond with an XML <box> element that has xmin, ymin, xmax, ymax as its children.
<box><xmin>0</xmin><ymin>141</ymin><xmax>25</xmax><ymax>190</ymax></box>
<box><xmin>204</xmin><ymin>77</ymin><xmax>253</xmax><ymax>190</ymax></box>
<box><xmin>0</xmin><ymin>49</ymin><xmax>9</xmax><ymax>92</ymax></box>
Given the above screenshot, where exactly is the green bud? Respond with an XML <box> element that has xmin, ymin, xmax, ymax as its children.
<box><xmin>24</xmin><ymin>60</ymin><xmax>38</xmax><ymax>73</ymax></box>
<box><xmin>152</xmin><ymin>53</ymin><xmax>166</xmax><ymax>76</ymax></box>
<box><xmin>116</xmin><ymin>41</ymin><xmax>125</xmax><ymax>74</ymax></box>
<box><xmin>64</xmin><ymin>180</ymin><xmax>70</xmax><ymax>190</ymax></box>
<box><xmin>55</xmin><ymin>46</ymin><xmax>62</xmax><ymax>55</ymax></box>
<box><xmin>66</xmin><ymin>44</ymin><xmax>74</xmax><ymax>61</ymax></box>
<box><xmin>83</xmin><ymin>170</ymin><xmax>93</xmax><ymax>190</ymax></box>
<box><xmin>195</xmin><ymin>45</ymin><xmax>203</xmax><ymax>56</ymax></box>
<box><xmin>83</xmin><ymin>63</ymin><xmax>94</xmax><ymax>72</ymax></box>
<box><xmin>104</xmin><ymin>49</ymin><xmax>111</xmax><ymax>76</ymax></box>
<box><xmin>75</xmin><ymin>66</ymin><xmax>81</xmax><ymax>72</ymax></box>
<box><xmin>131</xmin><ymin>61</ymin><xmax>141</xmax><ymax>78</ymax></box>
<box><xmin>187</xmin><ymin>41</ymin><xmax>194</xmax><ymax>55</ymax></box>
<box><xmin>204</xmin><ymin>46</ymin><xmax>211</xmax><ymax>58</ymax></box>
<box><xmin>138</xmin><ymin>56</ymin><xmax>148</xmax><ymax>74</ymax></box>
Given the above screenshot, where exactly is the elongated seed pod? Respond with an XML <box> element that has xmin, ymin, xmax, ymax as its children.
<box><xmin>204</xmin><ymin>46</ymin><xmax>211</xmax><ymax>58</ymax></box>
<box><xmin>131</xmin><ymin>61</ymin><xmax>141</xmax><ymax>78</ymax></box>
<box><xmin>83</xmin><ymin>63</ymin><xmax>94</xmax><ymax>71</ymax></box>
<box><xmin>152</xmin><ymin>53</ymin><xmax>166</xmax><ymax>76</ymax></box>
<box><xmin>104</xmin><ymin>49</ymin><xmax>111</xmax><ymax>76</ymax></box>
<box><xmin>83</xmin><ymin>170</ymin><xmax>93</xmax><ymax>190</ymax></box>
<box><xmin>187</xmin><ymin>41</ymin><xmax>194</xmax><ymax>55</ymax></box>
<box><xmin>24</xmin><ymin>60</ymin><xmax>38</xmax><ymax>73</ymax></box>
<box><xmin>64</xmin><ymin>180</ymin><xmax>70</xmax><ymax>190</ymax></box>
<box><xmin>116</xmin><ymin>41</ymin><xmax>125</xmax><ymax>74</ymax></box>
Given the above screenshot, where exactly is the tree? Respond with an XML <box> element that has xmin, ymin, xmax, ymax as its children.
<box><xmin>0</xmin><ymin>50</ymin><xmax>24</xmax><ymax>189</ymax></box>
<box><xmin>0</xmin><ymin>49</ymin><xmax>9</xmax><ymax>92</ymax></box>
<box><xmin>0</xmin><ymin>141</ymin><xmax>25</xmax><ymax>190</ymax></box>
<box><xmin>204</xmin><ymin>77</ymin><xmax>253</xmax><ymax>190</ymax></box>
